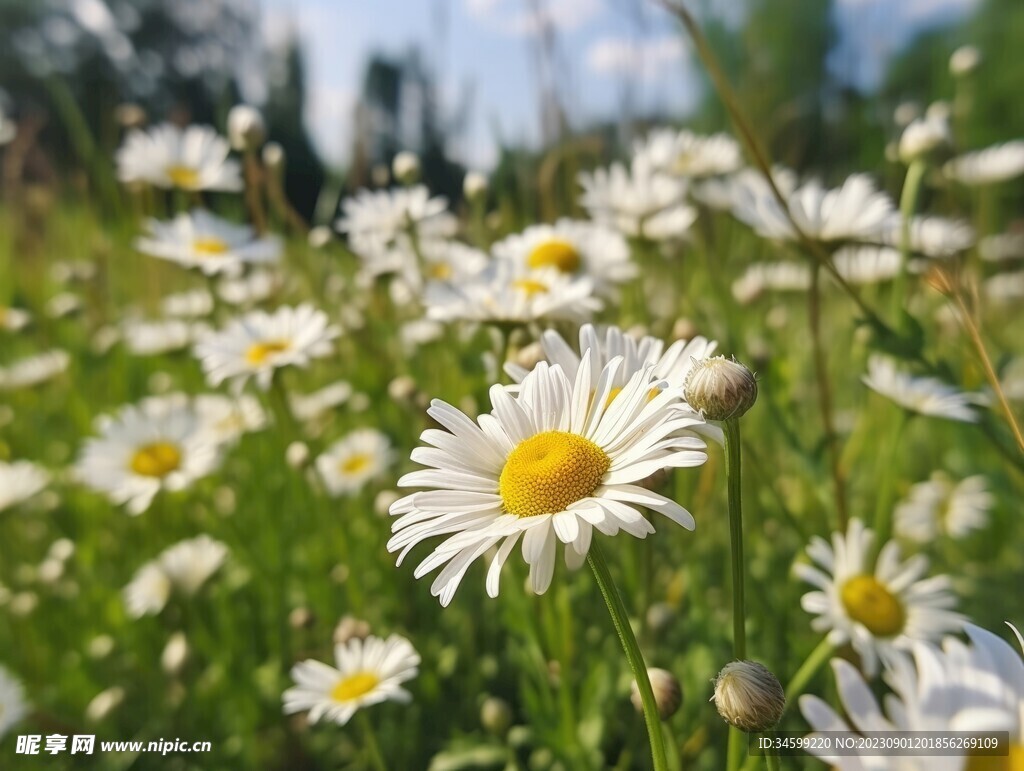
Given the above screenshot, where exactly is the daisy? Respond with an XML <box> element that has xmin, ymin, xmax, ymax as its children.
<box><xmin>316</xmin><ymin>429</ymin><xmax>395</xmax><ymax>497</ymax></box>
<box><xmin>283</xmin><ymin>634</ymin><xmax>420</xmax><ymax>726</ymax></box>
<box><xmin>388</xmin><ymin>354</ymin><xmax>709</xmax><ymax>606</ymax></box>
<box><xmin>898</xmin><ymin>115</ymin><xmax>951</xmax><ymax>162</ymax></box>
<box><xmin>193</xmin><ymin>393</ymin><xmax>266</xmax><ymax>445</ymax></box>
<box><xmin>0</xmin><ymin>460</ymin><xmax>49</xmax><ymax>513</ymax></box>
<box><xmin>124</xmin><ymin>535</ymin><xmax>228</xmax><ymax>618</ymax></box>
<box><xmin>832</xmin><ymin>246</ymin><xmax>902</xmax><ymax>285</ymax></box>
<box><xmin>162</xmin><ymin>289</ymin><xmax>214</xmax><ymax>318</ymax></box>
<box><xmin>122</xmin><ymin>319</ymin><xmax>207</xmax><ymax>356</ymax></box>
<box><xmin>794</xmin><ymin>518</ymin><xmax>964</xmax><ymax>677</ymax></box>
<box><xmin>492</xmin><ymin>220</ymin><xmax>636</xmax><ymax>293</ymax></box>
<box><xmin>0</xmin><ymin>666</ymin><xmax>28</xmax><ymax>740</ymax></box>
<box><xmin>336</xmin><ymin>186</ymin><xmax>454</xmax><ymax>244</ymax></box>
<box><xmin>0</xmin><ymin>306</ymin><xmax>30</xmax><ymax>332</ymax></box>
<box><xmin>944</xmin><ymin>140</ymin><xmax>1024</xmax><ymax>186</ymax></box>
<box><xmin>425</xmin><ymin>264</ymin><xmax>602</xmax><ymax>326</ymax></box>
<box><xmin>217</xmin><ymin>269</ymin><xmax>282</xmax><ymax>307</ymax></box>
<box><xmin>731</xmin><ymin>262</ymin><xmax>812</xmax><ymax>304</ymax></box>
<box><xmin>136</xmin><ymin>209</ymin><xmax>281</xmax><ymax>276</ymax></box>
<box><xmin>895</xmin><ymin>472</ymin><xmax>994</xmax><ymax>542</ymax></box>
<box><xmin>980</xmin><ymin>233</ymin><xmax>1024</xmax><ymax>263</ymax></box>
<box><xmin>732</xmin><ymin>173</ymin><xmax>894</xmax><ymax>244</ymax></box>
<box><xmin>578</xmin><ymin>158</ymin><xmax>697</xmax><ymax>240</ymax></box>
<box><xmin>193</xmin><ymin>304</ymin><xmax>340</xmax><ymax>390</ymax></box>
<box><xmin>862</xmin><ymin>355</ymin><xmax>981</xmax><ymax>423</ymax></box>
<box><xmin>633</xmin><ymin>128</ymin><xmax>743</xmax><ymax>178</ymax></box>
<box><xmin>878</xmin><ymin>215</ymin><xmax>975</xmax><ymax>258</ymax></box>
<box><xmin>693</xmin><ymin>166</ymin><xmax>799</xmax><ymax>212</ymax></box>
<box><xmin>115</xmin><ymin>123</ymin><xmax>242</xmax><ymax>192</ymax></box>
<box><xmin>0</xmin><ymin>350</ymin><xmax>70</xmax><ymax>389</ymax></box>
<box><xmin>800</xmin><ymin>623</ymin><xmax>1024</xmax><ymax>771</ymax></box>
<box><xmin>290</xmin><ymin>380</ymin><xmax>354</xmax><ymax>422</ymax></box>
<box><xmin>75</xmin><ymin>394</ymin><xmax>224</xmax><ymax>514</ymax></box>
<box><xmin>986</xmin><ymin>271</ymin><xmax>1024</xmax><ymax>303</ymax></box>
<box><xmin>504</xmin><ymin>323</ymin><xmax>717</xmax><ymax>409</ymax></box>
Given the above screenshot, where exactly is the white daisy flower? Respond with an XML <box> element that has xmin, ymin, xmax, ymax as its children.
<box><xmin>944</xmin><ymin>140</ymin><xmax>1024</xmax><ymax>186</ymax></box>
<box><xmin>0</xmin><ymin>666</ymin><xmax>28</xmax><ymax>740</ymax></box>
<box><xmin>980</xmin><ymin>233</ymin><xmax>1024</xmax><ymax>263</ymax></box>
<box><xmin>46</xmin><ymin>292</ymin><xmax>83</xmax><ymax>319</ymax></box>
<box><xmin>732</xmin><ymin>173</ymin><xmax>894</xmax><ymax>244</ymax></box>
<box><xmin>75</xmin><ymin>394</ymin><xmax>224</xmax><ymax>515</ymax></box>
<box><xmin>898</xmin><ymin>115</ymin><xmax>951</xmax><ymax>163</ymax></box>
<box><xmin>832</xmin><ymin>246</ymin><xmax>902</xmax><ymax>285</ymax></box>
<box><xmin>895</xmin><ymin>473</ymin><xmax>994</xmax><ymax>542</ymax></box>
<box><xmin>578</xmin><ymin>158</ymin><xmax>697</xmax><ymax>240</ymax></box>
<box><xmin>193</xmin><ymin>304</ymin><xmax>340</xmax><ymax>390</ymax></box>
<box><xmin>162</xmin><ymin>289</ymin><xmax>214</xmax><ymax>318</ymax></box>
<box><xmin>878</xmin><ymin>215</ymin><xmax>975</xmax><ymax>258</ymax></box>
<box><xmin>283</xmin><ymin>634</ymin><xmax>420</xmax><ymax>726</ymax></box>
<box><xmin>336</xmin><ymin>186</ymin><xmax>453</xmax><ymax>244</ymax></box>
<box><xmin>115</xmin><ymin>123</ymin><xmax>242</xmax><ymax>192</ymax></box>
<box><xmin>289</xmin><ymin>381</ymin><xmax>354</xmax><ymax>422</ymax></box>
<box><xmin>0</xmin><ymin>460</ymin><xmax>49</xmax><ymax>513</ymax></box>
<box><xmin>123</xmin><ymin>535</ymin><xmax>228</xmax><ymax>618</ymax></box>
<box><xmin>731</xmin><ymin>262</ymin><xmax>812</xmax><ymax>304</ymax></box>
<box><xmin>399</xmin><ymin>319</ymin><xmax>445</xmax><ymax>352</ymax></box>
<box><xmin>193</xmin><ymin>393</ymin><xmax>267</xmax><ymax>445</ymax></box>
<box><xmin>504</xmin><ymin>323</ymin><xmax>717</xmax><ymax>408</ymax></box>
<box><xmin>316</xmin><ymin>429</ymin><xmax>394</xmax><ymax>497</ymax></box>
<box><xmin>425</xmin><ymin>264</ymin><xmax>602</xmax><ymax>326</ymax></box>
<box><xmin>949</xmin><ymin>44</ymin><xmax>982</xmax><ymax>76</ymax></box>
<box><xmin>0</xmin><ymin>350</ymin><xmax>70</xmax><ymax>389</ymax></box>
<box><xmin>0</xmin><ymin>306</ymin><xmax>31</xmax><ymax>332</ymax></box>
<box><xmin>122</xmin><ymin>319</ymin><xmax>208</xmax><ymax>356</ymax></box>
<box><xmin>217</xmin><ymin>269</ymin><xmax>282</xmax><ymax>307</ymax></box>
<box><xmin>388</xmin><ymin>354</ymin><xmax>709</xmax><ymax>606</ymax></box>
<box><xmin>633</xmin><ymin>128</ymin><xmax>743</xmax><ymax>178</ymax></box>
<box><xmin>800</xmin><ymin>623</ymin><xmax>1024</xmax><ymax>771</ymax></box>
<box><xmin>795</xmin><ymin>518</ymin><xmax>964</xmax><ymax>677</ymax></box>
<box><xmin>136</xmin><ymin>209</ymin><xmax>281</xmax><ymax>276</ymax></box>
<box><xmin>862</xmin><ymin>355</ymin><xmax>980</xmax><ymax>423</ymax></box>
<box><xmin>492</xmin><ymin>219</ymin><xmax>636</xmax><ymax>293</ymax></box>
<box><xmin>985</xmin><ymin>271</ymin><xmax>1024</xmax><ymax>303</ymax></box>
<box><xmin>693</xmin><ymin>166</ymin><xmax>799</xmax><ymax>212</ymax></box>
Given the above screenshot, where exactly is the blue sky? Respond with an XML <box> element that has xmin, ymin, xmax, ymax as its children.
<box><xmin>260</xmin><ymin>0</ymin><xmax>978</xmax><ymax>170</ymax></box>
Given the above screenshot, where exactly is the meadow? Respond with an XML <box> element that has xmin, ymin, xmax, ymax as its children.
<box><xmin>1</xmin><ymin>6</ymin><xmax>1023</xmax><ymax>771</ymax></box>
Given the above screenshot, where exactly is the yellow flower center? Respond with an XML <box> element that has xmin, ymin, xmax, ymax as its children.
<box><xmin>672</xmin><ymin>151</ymin><xmax>698</xmax><ymax>175</ymax></box>
<box><xmin>427</xmin><ymin>262</ymin><xmax>453</xmax><ymax>280</ymax></box>
<box><xmin>499</xmin><ymin>431</ymin><xmax>610</xmax><ymax>518</ymax></box>
<box><xmin>130</xmin><ymin>441</ymin><xmax>182</xmax><ymax>478</ymax></box>
<box><xmin>329</xmin><ymin>672</ymin><xmax>380</xmax><ymax>703</ymax></box>
<box><xmin>165</xmin><ymin>164</ymin><xmax>201</xmax><ymax>189</ymax></box>
<box><xmin>840</xmin><ymin>575</ymin><xmax>906</xmax><ymax>637</ymax></box>
<box><xmin>965</xmin><ymin>744</ymin><xmax>1024</xmax><ymax>771</ymax></box>
<box><xmin>245</xmin><ymin>339</ymin><xmax>291</xmax><ymax>366</ymax></box>
<box><xmin>513</xmin><ymin>279</ymin><xmax>549</xmax><ymax>297</ymax></box>
<box><xmin>192</xmin><ymin>237</ymin><xmax>230</xmax><ymax>255</ymax></box>
<box><xmin>526</xmin><ymin>239</ymin><xmax>581</xmax><ymax>273</ymax></box>
<box><xmin>340</xmin><ymin>454</ymin><xmax>372</xmax><ymax>475</ymax></box>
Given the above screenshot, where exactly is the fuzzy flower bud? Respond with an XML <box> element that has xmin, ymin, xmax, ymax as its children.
<box><xmin>899</xmin><ymin>116</ymin><xmax>951</xmax><ymax>164</ymax></box>
<box><xmin>463</xmin><ymin>171</ymin><xmax>488</xmax><ymax>201</ymax></box>
<box><xmin>480</xmin><ymin>696</ymin><xmax>513</xmax><ymax>735</ymax></box>
<box><xmin>227</xmin><ymin>105</ymin><xmax>266</xmax><ymax>152</ymax></box>
<box><xmin>262</xmin><ymin>142</ymin><xmax>285</xmax><ymax>174</ymax></box>
<box><xmin>631</xmin><ymin>667</ymin><xmax>682</xmax><ymax>720</ymax></box>
<box><xmin>684</xmin><ymin>356</ymin><xmax>758</xmax><ymax>421</ymax></box>
<box><xmin>712</xmin><ymin>660</ymin><xmax>785</xmax><ymax>733</ymax></box>
<box><xmin>161</xmin><ymin>632</ymin><xmax>189</xmax><ymax>675</ymax></box>
<box><xmin>949</xmin><ymin>45</ymin><xmax>981</xmax><ymax>77</ymax></box>
<box><xmin>392</xmin><ymin>151</ymin><xmax>420</xmax><ymax>185</ymax></box>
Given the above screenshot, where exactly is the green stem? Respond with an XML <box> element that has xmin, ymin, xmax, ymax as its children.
<box><xmin>784</xmin><ymin>638</ymin><xmax>835</xmax><ymax>706</ymax></box>
<box><xmin>587</xmin><ymin>542</ymin><xmax>668</xmax><ymax>771</ymax></box>
<box><xmin>893</xmin><ymin>159</ymin><xmax>927</xmax><ymax>319</ymax></box>
<box><xmin>357</xmin><ymin>712</ymin><xmax>388</xmax><ymax>771</ymax></box>
<box><xmin>872</xmin><ymin>410</ymin><xmax>909</xmax><ymax>545</ymax></box>
<box><xmin>764</xmin><ymin>748</ymin><xmax>781</xmax><ymax>771</ymax></box>
<box><xmin>725</xmin><ymin>419</ymin><xmax>747</xmax><ymax>771</ymax></box>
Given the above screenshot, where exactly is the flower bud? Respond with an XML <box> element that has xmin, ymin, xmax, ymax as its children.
<box><xmin>684</xmin><ymin>356</ymin><xmax>758</xmax><ymax>421</ymax></box>
<box><xmin>333</xmin><ymin>615</ymin><xmax>371</xmax><ymax>645</ymax></box>
<box><xmin>285</xmin><ymin>441</ymin><xmax>309</xmax><ymax>469</ymax></box>
<box><xmin>392</xmin><ymin>151</ymin><xmax>420</xmax><ymax>185</ymax></box>
<box><xmin>712</xmin><ymin>660</ymin><xmax>785</xmax><ymax>733</ymax></box>
<box><xmin>289</xmin><ymin>607</ymin><xmax>316</xmax><ymax>629</ymax></box>
<box><xmin>480</xmin><ymin>696</ymin><xmax>512</xmax><ymax>736</ymax></box>
<box><xmin>899</xmin><ymin>116</ymin><xmax>951</xmax><ymax>164</ymax></box>
<box><xmin>631</xmin><ymin>667</ymin><xmax>682</xmax><ymax>720</ymax></box>
<box><xmin>115</xmin><ymin>103</ymin><xmax>147</xmax><ymax>129</ymax></box>
<box><xmin>227</xmin><ymin>105</ymin><xmax>266</xmax><ymax>152</ymax></box>
<box><xmin>86</xmin><ymin>686</ymin><xmax>125</xmax><ymax>722</ymax></box>
<box><xmin>161</xmin><ymin>632</ymin><xmax>189</xmax><ymax>675</ymax></box>
<box><xmin>308</xmin><ymin>226</ymin><xmax>333</xmax><ymax>249</ymax></box>
<box><xmin>463</xmin><ymin>171</ymin><xmax>488</xmax><ymax>201</ymax></box>
<box><xmin>949</xmin><ymin>45</ymin><xmax>981</xmax><ymax>77</ymax></box>
<box><xmin>262</xmin><ymin>142</ymin><xmax>285</xmax><ymax>174</ymax></box>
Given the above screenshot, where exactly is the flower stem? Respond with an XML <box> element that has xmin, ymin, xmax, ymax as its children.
<box><xmin>357</xmin><ymin>712</ymin><xmax>388</xmax><ymax>771</ymax></box>
<box><xmin>724</xmin><ymin>418</ymin><xmax>748</xmax><ymax>771</ymax></box>
<box><xmin>587</xmin><ymin>542</ymin><xmax>668</xmax><ymax>771</ymax></box>
<box><xmin>784</xmin><ymin>638</ymin><xmax>835</xmax><ymax>706</ymax></box>
<box><xmin>872</xmin><ymin>409</ymin><xmax>909</xmax><ymax>545</ymax></box>
<box><xmin>893</xmin><ymin>159</ymin><xmax>927</xmax><ymax>320</ymax></box>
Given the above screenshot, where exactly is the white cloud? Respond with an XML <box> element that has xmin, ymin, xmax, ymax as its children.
<box><xmin>465</xmin><ymin>0</ymin><xmax>603</xmax><ymax>36</ymax></box>
<box><xmin>586</xmin><ymin>36</ymin><xmax>687</xmax><ymax>79</ymax></box>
